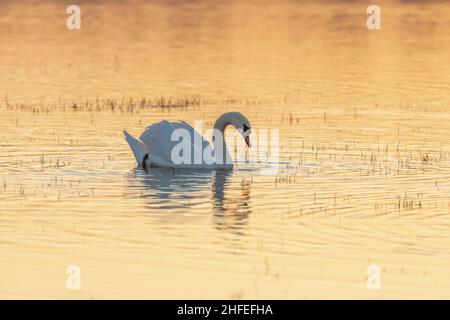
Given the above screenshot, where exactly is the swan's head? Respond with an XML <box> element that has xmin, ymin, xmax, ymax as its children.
<box><xmin>214</xmin><ymin>112</ymin><xmax>252</xmax><ymax>147</ymax></box>
<box><xmin>238</xmin><ymin>114</ymin><xmax>252</xmax><ymax>148</ymax></box>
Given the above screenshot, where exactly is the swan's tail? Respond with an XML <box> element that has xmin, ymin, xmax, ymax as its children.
<box><xmin>123</xmin><ymin>130</ymin><xmax>148</xmax><ymax>166</ymax></box>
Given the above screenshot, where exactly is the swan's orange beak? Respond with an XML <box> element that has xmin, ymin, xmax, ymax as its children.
<box><xmin>244</xmin><ymin>135</ymin><xmax>251</xmax><ymax>147</ymax></box>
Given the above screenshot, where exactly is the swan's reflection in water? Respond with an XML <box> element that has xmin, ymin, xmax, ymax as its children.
<box><xmin>211</xmin><ymin>170</ymin><xmax>251</xmax><ymax>237</ymax></box>
<box><xmin>128</xmin><ymin>168</ymin><xmax>252</xmax><ymax>236</ymax></box>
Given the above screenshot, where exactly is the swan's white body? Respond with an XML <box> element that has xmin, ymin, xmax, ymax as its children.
<box><xmin>124</xmin><ymin>112</ymin><xmax>251</xmax><ymax>169</ymax></box>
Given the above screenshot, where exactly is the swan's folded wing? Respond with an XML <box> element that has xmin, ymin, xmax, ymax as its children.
<box><xmin>139</xmin><ymin>120</ymin><xmax>213</xmax><ymax>166</ymax></box>
<box><xmin>172</xmin><ymin>121</ymin><xmax>212</xmax><ymax>163</ymax></box>
<box><xmin>172</xmin><ymin>121</ymin><xmax>211</xmax><ymax>146</ymax></box>
<box><xmin>139</xmin><ymin>120</ymin><xmax>176</xmax><ymax>163</ymax></box>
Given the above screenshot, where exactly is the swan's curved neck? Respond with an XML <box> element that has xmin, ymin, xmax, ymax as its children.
<box><xmin>213</xmin><ymin>114</ymin><xmax>233</xmax><ymax>165</ymax></box>
<box><xmin>213</xmin><ymin>114</ymin><xmax>231</xmax><ymax>135</ymax></box>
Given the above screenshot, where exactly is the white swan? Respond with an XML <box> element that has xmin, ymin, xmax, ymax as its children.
<box><xmin>123</xmin><ymin>112</ymin><xmax>252</xmax><ymax>169</ymax></box>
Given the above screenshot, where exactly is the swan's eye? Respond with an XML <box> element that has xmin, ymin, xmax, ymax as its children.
<box><xmin>243</xmin><ymin>124</ymin><xmax>250</xmax><ymax>133</ymax></box>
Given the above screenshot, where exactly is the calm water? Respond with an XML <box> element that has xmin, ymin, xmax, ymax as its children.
<box><xmin>1</xmin><ymin>0</ymin><xmax>450</xmax><ymax>298</ymax></box>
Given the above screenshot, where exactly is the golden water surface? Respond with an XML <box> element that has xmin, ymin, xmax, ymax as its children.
<box><xmin>1</xmin><ymin>0</ymin><xmax>450</xmax><ymax>299</ymax></box>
